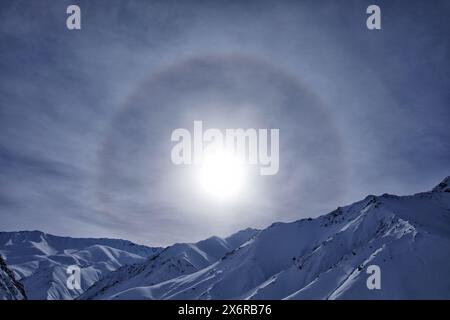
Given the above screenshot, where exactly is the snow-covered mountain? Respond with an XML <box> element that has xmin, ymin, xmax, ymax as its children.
<box><xmin>2</xmin><ymin>177</ymin><xmax>449</xmax><ymax>300</ymax></box>
<box><xmin>80</xmin><ymin>177</ymin><xmax>450</xmax><ymax>300</ymax></box>
<box><xmin>0</xmin><ymin>231</ymin><xmax>162</xmax><ymax>299</ymax></box>
<box><xmin>0</xmin><ymin>255</ymin><xmax>27</xmax><ymax>300</ymax></box>
<box><xmin>79</xmin><ymin>228</ymin><xmax>259</xmax><ymax>300</ymax></box>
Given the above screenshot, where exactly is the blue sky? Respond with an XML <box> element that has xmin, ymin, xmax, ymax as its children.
<box><xmin>0</xmin><ymin>0</ymin><xmax>449</xmax><ymax>246</ymax></box>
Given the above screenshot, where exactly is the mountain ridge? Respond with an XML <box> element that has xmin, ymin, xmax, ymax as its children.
<box><xmin>1</xmin><ymin>176</ymin><xmax>449</xmax><ymax>299</ymax></box>
<box><xmin>0</xmin><ymin>230</ymin><xmax>163</xmax><ymax>299</ymax></box>
<box><xmin>0</xmin><ymin>255</ymin><xmax>27</xmax><ymax>300</ymax></box>
<box><xmin>78</xmin><ymin>176</ymin><xmax>450</xmax><ymax>300</ymax></box>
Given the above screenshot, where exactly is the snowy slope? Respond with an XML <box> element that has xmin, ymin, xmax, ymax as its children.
<box><xmin>81</xmin><ymin>177</ymin><xmax>450</xmax><ymax>300</ymax></box>
<box><xmin>0</xmin><ymin>231</ymin><xmax>162</xmax><ymax>300</ymax></box>
<box><xmin>0</xmin><ymin>255</ymin><xmax>27</xmax><ymax>300</ymax></box>
<box><xmin>79</xmin><ymin>228</ymin><xmax>259</xmax><ymax>300</ymax></box>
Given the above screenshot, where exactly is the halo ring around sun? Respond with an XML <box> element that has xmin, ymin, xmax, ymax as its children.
<box><xmin>96</xmin><ymin>54</ymin><xmax>348</xmax><ymax>220</ymax></box>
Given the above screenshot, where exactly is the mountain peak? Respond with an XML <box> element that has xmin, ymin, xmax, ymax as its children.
<box><xmin>432</xmin><ymin>176</ymin><xmax>450</xmax><ymax>193</ymax></box>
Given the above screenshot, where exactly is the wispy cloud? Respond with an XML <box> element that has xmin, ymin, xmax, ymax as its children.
<box><xmin>1</xmin><ymin>0</ymin><xmax>449</xmax><ymax>246</ymax></box>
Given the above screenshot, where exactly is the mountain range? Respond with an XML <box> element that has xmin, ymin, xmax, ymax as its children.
<box><xmin>0</xmin><ymin>231</ymin><xmax>161</xmax><ymax>299</ymax></box>
<box><xmin>1</xmin><ymin>176</ymin><xmax>449</xmax><ymax>299</ymax></box>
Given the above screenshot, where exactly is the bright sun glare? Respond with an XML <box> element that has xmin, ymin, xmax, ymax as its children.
<box><xmin>197</xmin><ymin>150</ymin><xmax>246</xmax><ymax>201</ymax></box>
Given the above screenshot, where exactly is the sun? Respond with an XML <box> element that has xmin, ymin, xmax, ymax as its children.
<box><xmin>197</xmin><ymin>150</ymin><xmax>246</xmax><ymax>201</ymax></box>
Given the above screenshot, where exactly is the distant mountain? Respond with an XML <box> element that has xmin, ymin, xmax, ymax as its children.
<box><xmin>0</xmin><ymin>231</ymin><xmax>162</xmax><ymax>299</ymax></box>
<box><xmin>79</xmin><ymin>228</ymin><xmax>259</xmax><ymax>300</ymax></box>
<box><xmin>2</xmin><ymin>177</ymin><xmax>450</xmax><ymax>300</ymax></box>
<box><xmin>80</xmin><ymin>177</ymin><xmax>450</xmax><ymax>300</ymax></box>
<box><xmin>0</xmin><ymin>255</ymin><xmax>26</xmax><ymax>300</ymax></box>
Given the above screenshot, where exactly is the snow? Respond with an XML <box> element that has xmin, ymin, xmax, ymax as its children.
<box><xmin>81</xmin><ymin>176</ymin><xmax>450</xmax><ymax>300</ymax></box>
<box><xmin>0</xmin><ymin>231</ymin><xmax>162</xmax><ymax>299</ymax></box>
<box><xmin>79</xmin><ymin>229</ymin><xmax>259</xmax><ymax>300</ymax></box>
<box><xmin>0</xmin><ymin>255</ymin><xmax>26</xmax><ymax>300</ymax></box>
<box><xmin>2</xmin><ymin>176</ymin><xmax>450</xmax><ymax>300</ymax></box>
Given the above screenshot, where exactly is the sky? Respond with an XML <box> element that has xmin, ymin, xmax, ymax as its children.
<box><xmin>0</xmin><ymin>0</ymin><xmax>449</xmax><ymax>246</ymax></box>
